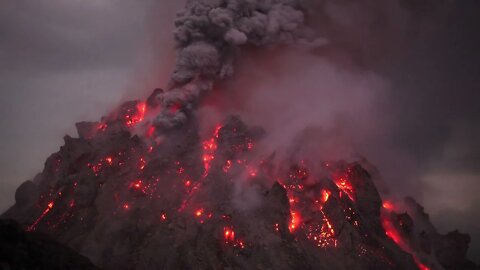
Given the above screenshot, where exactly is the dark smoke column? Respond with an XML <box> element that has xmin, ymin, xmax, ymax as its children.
<box><xmin>153</xmin><ymin>0</ymin><xmax>325</xmax><ymax>129</ymax></box>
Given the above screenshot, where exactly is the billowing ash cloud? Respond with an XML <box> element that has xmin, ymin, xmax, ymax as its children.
<box><xmin>153</xmin><ymin>0</ymin><xmax>326</xmax><ymax>129</ymax></box>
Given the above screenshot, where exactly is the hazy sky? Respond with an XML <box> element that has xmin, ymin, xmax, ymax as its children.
<box><xmin>0</xmin><ymin>0</ymin><xmax>182</xmax><ymax>211</ymax></box>
<box><xmin>0</xmin><ymin>0</ymin><xmax>479</xmax><ymax>261</ymax></box>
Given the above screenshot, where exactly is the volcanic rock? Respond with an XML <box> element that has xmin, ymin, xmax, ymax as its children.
<box><xmin>1</xmin><ymin>92</ymin><xmax>478</xmax><ymax>270</ymax></box>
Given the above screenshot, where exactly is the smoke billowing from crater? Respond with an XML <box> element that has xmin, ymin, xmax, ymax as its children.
<box><xmin>1</xmin><ymin>0</ymin><xmax>480</xmax><ymax>269</ymax></box>
<box><xmin>153</xmin><ymin>0</ymin><xmax>325</xmax><ymax>129</ymax></box>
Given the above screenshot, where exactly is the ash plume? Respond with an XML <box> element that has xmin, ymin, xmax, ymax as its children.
<box><xmin>1</xmin><ymin>1</ymin><xmax>480</xmax><ymax>270</ymax></box>
<box><xmin>153</xmin><ymin>0</ymin><xmax>325</xmax><ymax>129</ymax></box>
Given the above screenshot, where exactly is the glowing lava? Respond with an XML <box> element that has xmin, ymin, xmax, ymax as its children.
<box><xmin>202</xmin><ymin>125</ymin><xmax>221</xmax><ymax>177</ymax></box>
<box><xmin>334</xmin><ymin>176</ymin><xmax>355</xmax><ymax>201</ymax></box>
<box><xmin>382</xmin><ymin>203</ymin><xmax>431</xmax><ymax>270</ymax></box>
<box><xmin>289</xmin><ymin>211</ymin><xmax>301</xmax><ymax>232</ymax></box>
<box><xmin>125</xmin><ymin>102</ymin><xmax>146</xmax><ymax>127</ymax></box>
<box><xmin>27</xmin><ymin>201</ymin><xmax>54</xmax><ymax>231</ymax></box>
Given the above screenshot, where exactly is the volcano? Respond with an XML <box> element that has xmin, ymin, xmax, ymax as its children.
<box><xmin>1</xmin><ymin>1</ymin><xmax>479</xmax><ymax>269</ymax></box>
<box><xmin>1</xmin><ymin>92</ymin><xmax>478</xmax><ymax>270</ymax></box>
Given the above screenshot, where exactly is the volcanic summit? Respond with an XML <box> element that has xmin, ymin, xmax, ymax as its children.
<box><xmin>1</xmin><ymin>0</ymin><xmax>479</xmax><ymax>270</ymax></box>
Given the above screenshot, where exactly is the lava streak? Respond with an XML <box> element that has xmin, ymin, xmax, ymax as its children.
<box><xmin>27</xmin><ymin>201</ymin><xmax>54</xmax><ymax>231</ymax></box>
<box><xmin>202</xmin><ymin>125</ymin><xmax>221</xmax><ymax>177</ymax></box>
<box><xmin>382</xmin><ymin>203</ymin><xmax>431</xmax><ymax>270</ymax></box>
<box><xmin>289</xmin><ymin>211</ymin><xmax>301</xmax><ymax>232</ymax></box>
<box><xmin>334</xmin><ymin>176</ymin><xmax>355</xmax><ymax>201</ymax></box>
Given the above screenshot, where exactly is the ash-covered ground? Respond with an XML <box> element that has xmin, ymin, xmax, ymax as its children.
<box><xmin>1</xmin><ymin>94</ymin><xmax>478</xmax><ymax>270</ymax></box>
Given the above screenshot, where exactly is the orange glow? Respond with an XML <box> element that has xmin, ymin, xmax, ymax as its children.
<box><xmin>416</xmin><ymin>261</ymin><xmax>430</xmax><ymax>270</ymax></box>
<box><xmin>105</xmin><ymin>157</ymin><xmax>113</xmax><ymax>165</ymax></box>
<box><xmin>223</xmin><ymin>160</ymin><xmax>232</xmax><ymax>173</ymax></box>
<box><xmin>125</xmin><ymin>102</ymin><xmax>147</xmax><ymax>127</ymax></box>
<box><xmin>195</xmin><ymin>209</ymin><xmax>204</xmax><ymax>217</ymax></box>
<box><xmin>383</xmin><ymin>218</ymin><xmax>403</xmax><ymax>246</ymax></box>
<box><xmin>201</xmin><ymin>125</ymin><xmax>222</xmax><ymax>177</ymax></box>
<box><xmin>224</xmin><ymin>227</ymin><xmax>235</xmax><ymax>242</ymax></box>
<box><xmin>289</xmin><ymin>196</ymin><xmax>298</xmax><ymax>204</ymax></box>
<box><xmin>382</xmin><ymin>214</ymin><xmax>430</xmax><ymax>270</ymax></box>
<box><xmin>139</xmin><ymin>157</ymin><xmax>146</xmax><ymax>170</ymax></box>
<box><xmin>237</xmin><ymin>240</ymin><xmax>245</xmax><ymax>249</ymax></box>
<box><xmin>382</xmin><ymin>201</ymin><xmax>395</xmax><ymax>211</ymax></box>
<box><xmin>131</xmin><ymin>180</ymin><xmax>143</xmax><ymax>189</ymax></box>
<box><xmin>289</xmin><ymin>211</ymin><xmax>301</xmax><ymax>232</ymax></box>
<box><xmin>321</xmin><ymin>189</ymin><xmax>331</xmax><ymax>203</ymax></box>
<box><xmin>97</xmin><ymin>123</ymin><xmax>108</xmax><ymax>131</ymax></box>
<box><xmin>334</xmin><ymin>177</ymin><xmax>355</xmax><ymax>201</ymax></box>
<box><xmin>26</xmin><ymin>201</ymin><xmax>55</xmax><ymax>231</ymax></box>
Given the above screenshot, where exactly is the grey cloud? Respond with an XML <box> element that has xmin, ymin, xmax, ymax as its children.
<box><xmin>153</xmin><ymin>0</ymin><xmax>323</xmax><ymax>129</ymax></box>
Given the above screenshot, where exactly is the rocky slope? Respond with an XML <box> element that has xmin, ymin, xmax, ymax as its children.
<box><xmin>2</xmin><ymin>94</ymin><xmax>478</xmax><ymax>270</ymax></box>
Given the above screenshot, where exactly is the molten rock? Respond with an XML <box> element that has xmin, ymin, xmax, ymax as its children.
<box><xmin>1</xmin><ymin>93</ymin><xmax>478</xmax><ymax>270</ymax></box>
<box><xmin>0</xmin><ymin>219</ymin><xmax>98</xmax><ymax>270</ymax></box>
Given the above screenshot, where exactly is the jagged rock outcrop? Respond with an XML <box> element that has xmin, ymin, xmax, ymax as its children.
<box><xmin>1</xmin><ymin>96</ymin><xmax>478</xmax><ymax>270</ymax></box>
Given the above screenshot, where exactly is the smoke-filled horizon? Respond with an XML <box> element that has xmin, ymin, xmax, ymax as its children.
<box><xmin>0</xmin><ymin>0</ymin><xmax>479</xmax><ymax>262</ymax></box>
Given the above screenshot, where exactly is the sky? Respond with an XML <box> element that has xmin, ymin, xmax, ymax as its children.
<box><xmin>0</xmin><ymin>0</ymin><xmax>479</xmax><ymax>261</ymax></box>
